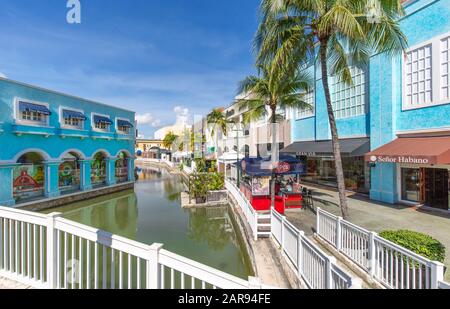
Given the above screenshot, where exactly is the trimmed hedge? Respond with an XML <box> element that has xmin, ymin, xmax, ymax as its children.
<box><xmin>379</xmin><ymin>230</ymin><xmax>446</xmax><ymax>263</ymax></box>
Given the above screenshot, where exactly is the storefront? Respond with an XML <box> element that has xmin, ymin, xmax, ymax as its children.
<box><xmin>282</xmin><ymin>138</ymin><xmax>371</xmax><ymax>194</ymax></box>
<box><xmin>366</xmin><ymin>136</ymin><xmax>450</xmax><ymax>211</ymax></box>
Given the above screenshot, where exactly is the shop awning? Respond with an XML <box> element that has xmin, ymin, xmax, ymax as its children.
<box><xmin>93</xmin><ymin>115</ymin><xmax>113</xmax><ymax>124</ymax></box>
<box><xmin>239</xmin><ymin>155</ymin><xmax>306</xmax><ymax>176</ymax></box>
<box><xmin>365</xmin><ymin>136</ymin><xmax>450</xmax><ymax>165</ymax></box>
<box><xmin>117</xmin><ymin>119</ymin><xmax>134</xmax><ymax>128</ymax></box>
<box><xmin>281</xmin><ymin>138</ymin><xmax>370</xmax><ymax>157</ymax></box>
<box><xmin>62</xmin><ymin>109</ymin><xmax>87</xmax><ymax>120</ymax></box>
<box><xmin>18</xmin><ymin>101</ymin><xmax>52</xmax><ymax>115</ymax></box>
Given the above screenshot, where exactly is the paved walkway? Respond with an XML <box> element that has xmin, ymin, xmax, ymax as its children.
<box><xmin>0</xmin><ymin>277</ymin><xmax>31</xmax><ymax>289</ymax></box>
<box><xmin>286</xmin><ymin>184</ymin><xmax>450</xmax><ymax>282</ymax></box>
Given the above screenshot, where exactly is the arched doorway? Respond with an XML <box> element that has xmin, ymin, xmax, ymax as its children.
<box><xmin>13</xmin><ymin>152</ymin><xmax>45</xmax><ymax>203</ymax></box>
<box><xmin>59</xmin><ymin>152</ymin><xmax>81</xmax><ymax>194</ymax></box>
<box><xmin>115</xmin><ymin>151</ymin><xmax>129</xmax><ymax>183</ymax></box>
<box><xmin>91</xmin><ymin>152</ymin><xmax>107</xmax><ymax>187</ymax></box>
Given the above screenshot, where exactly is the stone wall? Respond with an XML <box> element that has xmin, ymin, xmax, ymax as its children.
<box><xmin>17</xmin><ymin>182</ymin><xmax>135</xmax><ymax>212</ymax></box>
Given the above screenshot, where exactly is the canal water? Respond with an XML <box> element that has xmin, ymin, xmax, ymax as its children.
<box><xmin>42</xmin><ymin>165</ymin><xmax>253</xmax><ymax>280</ymax></box>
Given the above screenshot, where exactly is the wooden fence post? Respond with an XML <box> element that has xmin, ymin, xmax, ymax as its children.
<box><xmin>430</xmin><ymin>261</ymin><xmax>445</xmax><ymax>289</ymax></box>
<box><xmin>298</xmin><ymin>231</ymin><xmax>304</xmax><ymax>278</ymax></box>
<box><xmin>326</xmin><ymin>256</ymin><xmax>337</xmax><ymax>289</ymax></box>
<box><xmin>369</xmin><ymin>232</ymin><xmax>376</xmax><ymax>277</ymax></box>
<box><xmin>316</xmin><ymin>208</ymin><xmax>321</xmax><ymax>235</ymax></box>
<box><xmin>336</xmin><ymin>217</ymin><xmax>342</xmax><ymax>251</ymax></box>
<box><xmin>147</xmin><ymin>243</ymin><xmax>164</xmax><ymax>289</ymax></box>
<box><xmin>248</xmin><ymin>276</ymin><xmax>262</xmax><ymax>289</ymax></box>
<box><xmin>46</xmin><ymin>212</ymin><xmax>61</xmax><ymax>289</ymax></box>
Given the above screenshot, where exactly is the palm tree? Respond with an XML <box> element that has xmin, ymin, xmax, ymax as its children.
<box><xmin>237</xmin><ymin>65</ymin><xmax>312</xmax><ymax>209</ymax></box>
<box><xmin>163</xmin><ymin>132</ymin><xmax>179</xmax><ymax>151</ymax></box>
<box><xmin>256</xmin><ymin>0</ymin><xmax>408</xmax><ymax>219</ymax></box>
<box><xmin>207</xmin><ymin>108</ymin><xmax>235</xmax><ymax>159</ymax></box>
<box><xmin>207</xmin><ymin>108</ymin><xmax>230</xmax><ymax>137</ymax></box>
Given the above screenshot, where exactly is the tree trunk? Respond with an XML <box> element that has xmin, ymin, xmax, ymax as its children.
<box><xmin>270</xmin><ymin>106</ymin><xmax>278</xmax><ymax>210</ymax></box>
<box><xmin>319</xmin><ymin>39</ymin><xmax>349</xmax><ymax>219</ymax></box>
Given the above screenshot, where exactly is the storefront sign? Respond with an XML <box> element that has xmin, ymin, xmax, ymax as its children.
<box><xmin>297</xmin><ymin>152</ymin><xmax>317</xmax><ymax>157</ymax></box>
<box><xmin>252</xmin><ymin>177</ymin><xmax>270</xmax><ymax>196</ymax></box>
<box><xmin>368</xmin><ymin>155</ymin><xmax>433</xmax><ymax>164</ymax></box>
<box><xmin>275</xmin><ymin>162</ymin><xmax>291</xmax><ymax>173</ymax></box>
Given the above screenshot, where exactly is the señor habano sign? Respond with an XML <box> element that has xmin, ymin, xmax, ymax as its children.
<box><xmin>368</xmin><ymin>155</ymin><xmax>433</xmax><ymax>165</ymax></box>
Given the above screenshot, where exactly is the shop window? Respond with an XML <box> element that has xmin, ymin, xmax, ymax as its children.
<box><xmin>13</xmin><ymin>152</ymin><xmax>45</xmax><ymax>203</ymax></box>
<box><xmin>91</xmin><ymin>152</ymin><xmax>107</xmax><ymax>186</ymax></box>
<box><xmin>59</xmin><ymin>152</ymin><xmax>81</xmax><ymax>193</ymax></box>
<box><xmin>115</xmin><ymin>152</ymin><xmax>129</xmax><ymax>183</ymax></box>
<box><xmin>331</xmin><ymin>66</ymin><xmax>366</xmax><ymax>119</ymax></box>
<box><xmin>296</xmin><ymin>90</ymin><xmax>315</xmax><ymax>119</ymax></box>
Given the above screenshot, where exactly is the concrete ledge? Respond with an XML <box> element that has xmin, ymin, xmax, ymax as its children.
<box><xmin>313</xmin><ymin>234</ymin><xmax>384</xmax><ymax>289</ymax></box>
<box><xmin>16</xmin><ymin>182</ymin><xmax>135</xmax><ymax>212</ymax></box>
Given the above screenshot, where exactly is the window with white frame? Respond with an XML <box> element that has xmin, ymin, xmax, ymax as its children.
<box><xmin>296</xmin><ymin>90</ymin><xmax>315</xmax><ymax>119</ymax></box>
<box><xmin>93</xmin><ymin>114</ymin><xmax>112</xmax><ymax>132</ymax></box>
<box><xmin>441</xmin><ymin>36</ymin><xmax>450</xmax><ymax>100</ymax></box>
<box><xmin>64</xmin><ymin>117</ymin><xmax>82</xmax><ymax>128</ymax></box>
<box><xmin>405</xmin><ymin>44</ymin><xmax>433</xmax><ymax>107</ymax></box>
<box><xmin>95</xmin><ymin>122</ymin><xmax>109</xmax><ymax>130</ymax></box>
<box><xmin>17</xmin><ymin>100</ymin><xmax>51</xmax><ymax>125</ymax></box>
<box><xmin>62</xmin><ymin>109</ymin><xmax>86</xmax><ymax>130</ymax></box>
<box><xmin>331</xmin><ymin>66</ymin><xmax>366</xmax><ymax>119</ymax></box>
<box><xmin>403</xmin><ymin>32</ymin><xmax>450</xmax><ymax>110</ymax></box>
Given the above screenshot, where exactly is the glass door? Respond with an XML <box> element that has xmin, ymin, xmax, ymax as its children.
<box><xmin>401</xmin><ymin>168</ymin><xmax>420</xmax><ymax>202</ymax></box>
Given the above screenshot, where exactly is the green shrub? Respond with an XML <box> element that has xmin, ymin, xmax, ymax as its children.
<box><xmin>379</xmin><ymin>230</ymin><xmax>446</xmax><ymax>263</ymax></box>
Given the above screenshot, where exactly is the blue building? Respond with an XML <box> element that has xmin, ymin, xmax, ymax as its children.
<box><xmin>283</xmin><ymin>0</ymin><xmax>450</xmax><ymax>211</ymax></box>
<box><xmin>0</xmin><ymin>78</ymin><xmax>136</xmax><ymax>207</ymax></box>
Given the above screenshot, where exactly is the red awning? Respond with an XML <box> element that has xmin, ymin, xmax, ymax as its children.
<box><xmin>365</xmin><ymin>136</ymin><xmax>450</xmax><ymax>165</ymax></box>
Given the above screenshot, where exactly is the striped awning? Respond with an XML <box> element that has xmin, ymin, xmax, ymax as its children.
<box><xmin>63</xmin><ymin>109</ymin><xmax>87</xmax><ymax>120</ymax></box>
<box><xmin>93</xmin><ymin>115</ymin><xmax>113</xmax><ymax>124</ymax></box>
<box><xmin>18</xmin><ymin>101</ymin><xmax>52</xmax><ymax>115</ymax></box>
<box><xmin>117</xmin><ymin>119</ymin><xmax>134</xmax><ymax>128</ymax></box>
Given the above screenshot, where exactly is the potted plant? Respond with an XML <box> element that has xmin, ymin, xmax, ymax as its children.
<box><xmin>191</xmin><ymin>174</ymin><xmax>208</xmax><ymax>204</ymax></box>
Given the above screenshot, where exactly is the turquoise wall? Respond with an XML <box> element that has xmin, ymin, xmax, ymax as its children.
<box><xmin>370</xmin><ymin>0</ymin><xmax>450</xmax><ymax>203</ymax></box>
<box><xmin>0</xmin><ymin>78</ymin><xmax>136</xmax><ymax>206</ymax></box>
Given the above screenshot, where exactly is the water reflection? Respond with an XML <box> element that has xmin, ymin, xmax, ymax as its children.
<box><xmin>42</xmin><ymin>165</ymin><xmax>253</xmax><ymax>279</ymax></box>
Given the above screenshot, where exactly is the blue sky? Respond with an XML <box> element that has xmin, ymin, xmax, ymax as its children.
<box><xmin>0</xmin><ymin>0</ymin><xmax>260</xmax><ymax>137</ymax></box>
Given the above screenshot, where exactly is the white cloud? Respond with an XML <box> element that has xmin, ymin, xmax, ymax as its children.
<box><xmin>0</xmin><ymin>72</ymin><xmax>6</xmax><ymax>78</ymax></box>
<box><xmin>136</xmin><ymin>113</ymin><xmax>162</xmax><ymax>128</ymax></box>
<box><xmin>174</xmin><ymin>106</ymin><xmax>190</xmax><ymax>125</ymax></box>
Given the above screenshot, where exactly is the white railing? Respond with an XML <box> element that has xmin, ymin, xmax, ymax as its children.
<box><xmin>183</xmin><ymin>165</ymin><xmax>193</xmax><ymax>175</ymax></box>
<box><xmin>271</xmin><ymin>209</ymin><xmax>356</xmax><ymax>289</ymax></box>
<box><xmin>316</xmin><ymin>208</ymin><xmax>446</xmax><ymax>289</ymax></box>
<box><xmin>225</xmin><ymin>180</ymin><xmax>270</xmax><ymax>241</ymax></box>
<box><xmin>438</xmin><ymin>280</ymin><xmax>450</xmax><ymax>289</ymax></box>
<box><xmin>0</xmin><ymin>206</ymin><xmax>267</xmax><ymax>289</ymax></box>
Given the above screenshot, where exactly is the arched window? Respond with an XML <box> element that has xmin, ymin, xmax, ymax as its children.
<box><xmin>59</xmin><ymin>152</ymin><xmax>81</xmax><ymax>193</ymax></box>
<box><xmin>115</xmin><ymin>152</ymin><xmax>129</xmax><ymax>183</ymax></box>
<box><xmin>14</xmin><ymin>152</ymin><xmax>45</xmax><ymax>203</ymax></box>
<box><xmin>91</xmin><ymin>152</ymin><xmax>107</xmax><ymax>187</ymax></box>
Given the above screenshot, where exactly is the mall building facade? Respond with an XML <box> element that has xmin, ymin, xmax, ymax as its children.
<box><xmin>283</xmin><ymin>0</ymin><xmax>450</xmax><ymax>211</ymax></box>
<box><xmin>0</xmin><ymin>78</ymin><xmax>136</xmax><ymax>207</ymax></box>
